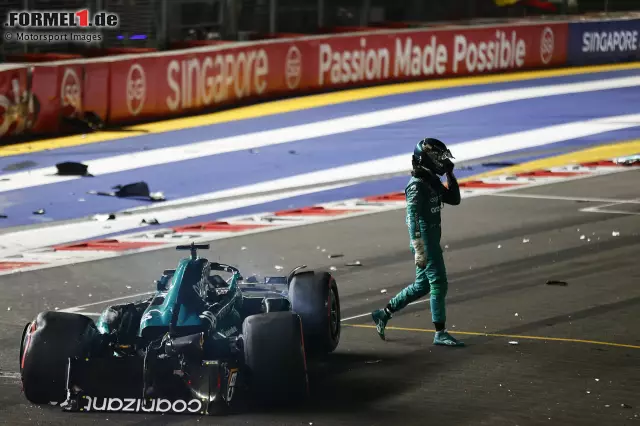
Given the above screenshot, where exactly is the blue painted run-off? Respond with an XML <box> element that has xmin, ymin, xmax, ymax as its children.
<box><xmin>0</xmin><ymin>67</ymin><xmax>637</xmax><ymax>173</ymax></box>
<box><xmin>0</xmin><ymin>69</ymin><xmax>639</xmax><ymax>229</ymax></box>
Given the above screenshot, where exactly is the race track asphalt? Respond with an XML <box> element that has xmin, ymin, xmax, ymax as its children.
<box><xmin>0</xmin><ymin>168</ymin><xmax>639</xmax><ymax>426</ymax></box>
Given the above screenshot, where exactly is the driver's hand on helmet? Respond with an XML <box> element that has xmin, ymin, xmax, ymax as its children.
<box><xmin>443</xmin><ymin>158</ymin><xmax>455</xmax><ymax>174</ymax></box>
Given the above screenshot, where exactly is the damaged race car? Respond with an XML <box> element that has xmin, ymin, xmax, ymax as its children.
<box><xmin>19</xmin><ymin>243</ymin><xmax>341</xmax><ymax>415</ymax></box>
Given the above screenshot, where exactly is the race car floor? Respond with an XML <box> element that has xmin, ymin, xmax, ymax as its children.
<box><xmin>0</xmin><ymin>169</ymin><xmax>639</xmax><ymax>425</ymax></box>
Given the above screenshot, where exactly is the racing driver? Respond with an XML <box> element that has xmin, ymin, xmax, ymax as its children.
<box><xmin>372</xmin><ymin>138</ymin><xmax>464</xmax><ymax>347</ymax></box>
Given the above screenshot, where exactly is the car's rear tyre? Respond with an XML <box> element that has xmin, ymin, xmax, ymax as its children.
<box><xmin>20</xmin><ymin>311</ymin><xmax>96</xmax><ymax>404</ymax></box>
<box><xmin>242</xmin><ymin>312</ymin><xmax>308</xmax><ymax>404</ymax></box>
<box><xmin>289</xmin><ymin>271</ymin><xmax>341</xmax><ymax>356</ymax></box>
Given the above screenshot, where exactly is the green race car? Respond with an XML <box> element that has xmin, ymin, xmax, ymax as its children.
<box><xmin>19</xmin><ymin>243</ymin><xmax>341</xmax><ymax>415</ymax></box>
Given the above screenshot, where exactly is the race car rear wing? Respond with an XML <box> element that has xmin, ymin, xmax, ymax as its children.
<box><xmin>177</xmin><ymin>243</ymin><xmax>210</xmax><ymax>260</ymax></box>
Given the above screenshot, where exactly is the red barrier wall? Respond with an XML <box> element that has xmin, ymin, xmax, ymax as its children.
<box><xmin>31</xmin><ymin>66</ymin><xmax>60</xmax><ymax>134</ymax></box>
<box><xmin>0</xmin><ymin>67</ymin><xmax>34</xmax><ymax>138</ymax></box>
<box><xmin>84</xmin><ymin>62</ymin><xmax>109</xmax><ymax>124</ymax></box>
<box><xmin>0</xmin><ymin>21</ymin><xmax>569</xmax><ymax>140</ymax></box>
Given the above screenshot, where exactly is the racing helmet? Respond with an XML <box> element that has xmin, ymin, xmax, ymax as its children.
<box><xmin>412</xmin><ymin>138</ymin><xmax>454</xmax><ymax>176</ymax></box>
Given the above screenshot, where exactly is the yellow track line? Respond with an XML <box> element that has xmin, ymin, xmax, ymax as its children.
<box><xmin>1</xmin><ymin>62</ymin><xmax>639</xmax><ymax>158</ymax></box>
<box><xmin>345</xmin><ymin>324</ymin><xmax>640</xmax><ymax>350</ymax></box>
<box><xmin>467</xmin><ymin>139</ymin><xmax>640</xmax><ymax>180</ymax></box>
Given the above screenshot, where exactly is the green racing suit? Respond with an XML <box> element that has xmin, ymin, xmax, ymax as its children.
<box><xmin>387</xmin><ymin>172</ymin><xmax>461</xmax><ymax>324</ymax></box>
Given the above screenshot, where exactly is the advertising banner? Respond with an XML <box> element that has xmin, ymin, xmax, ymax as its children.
<box><xmin>83</xmin><ymin>62</ymin><xmax>109</xmax><ymax>125</ymax></box>
<box><xmin>109</xmin><ymin>56</ymin><xmax>162</xmax><ymax>123</ymax></box>
<box><xmin>106</xmin><ymin>22</ymin><xmax>567</xmax><ymax>124</ymax></box>
<box><xmin>0</xmin><ymin>21</ymin><xmax>571</xmax><ymax>139</ymax></box>
<box><xmin>58</xmin><ymin>64</ymin><xmax>85</xmax><ymax>122</ymax></box>
<box><xmin>107</xmin><ymin>42</ymin><xmax>310</xmax><ymax>122</ymax></box>
<box><xmin>0</xmin><ymin>67</ymin><xmax>38</xmax><ymax>139</ymax></box>
<box><xmin>311</xmin><ymin>22</ymin><xmax>567</xmax><ymax>89</ymax></box>
<box><xmin>30</xmin><ymin>65</ymin><xmax>62</xmax><ymax>134</ymax></box>
<box><xmin>568</xmin><ymin>19</ymin><xmax>640</xmax><ymax>65</ymax></box>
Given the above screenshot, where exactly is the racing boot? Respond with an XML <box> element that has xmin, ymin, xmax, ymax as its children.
<box><xmin>371</xmin><ymin>308</ymin><xmax>392</xmax><ymax>340</ymax></box>
<box><xmin>433</xmin><ymin>329</ymin><xmax>464</xmax><ymax>347</ymax></box>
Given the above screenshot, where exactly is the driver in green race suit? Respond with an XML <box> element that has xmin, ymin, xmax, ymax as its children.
<box><xmin>372</xmin><ymin>138</ymin><xmax>464</xmax><ymax>347</ymax></box>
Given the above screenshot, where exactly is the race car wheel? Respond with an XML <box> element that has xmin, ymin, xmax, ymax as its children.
<box><xmin>289</xmin><ymin>271</ymin><xmax>341</xmax><ymax>356</ymax></box>
<box><xmin>20</xmin><ymin>311</ymin><xmax>96</xmax><ymax>404</ymax></box>
<box><xmin>242</xmin><ymin>312</ymin><xmax>308</xmax><ymax>404</ymax></box>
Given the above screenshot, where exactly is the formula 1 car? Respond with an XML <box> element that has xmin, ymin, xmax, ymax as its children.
<box><xmin>19</xmin><ymin>243</ymin><xmax>341</xmax><ymax>415</ymax></box>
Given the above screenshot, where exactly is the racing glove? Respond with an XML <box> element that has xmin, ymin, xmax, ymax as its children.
<box><xmin>443</xmin><ymin>158</ymin><xmax>455</xmax><ymax>174</ymax></box>
<box><xmin>412</xmin><ymin>239</ymin><xmax>426</xmax><ymax>268</ymax></box>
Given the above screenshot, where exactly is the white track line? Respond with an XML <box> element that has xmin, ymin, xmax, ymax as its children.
<box><xmin>59</xmin><ymin>292</ymin><xmax>154</xmax><ymax>313</ymax></box>
<box><xmin>0</xmin><ymin>183</ymin><xmax>350</xmax><ymax>259</ymax></box>
<box><xmin>60</xmin><ymin>295</ymin><xmax>427</xmax><ymax>323</ymax></box>
<box><xmin>0</xmin><ymin>160</ymin><xmax>636</xmax><ymax>278</ymax></box>
<box><xmin>341</xmin><ymin>312</ymin><xmax>375</xmax><ymax>322</ymax></box>
<box><xmin>341</xmin><ymin>299</ymin><xmax>428</xmax><ymax>322</ymax></box>
<box><xmin>582</xmin><ymin>199</ymin><xmax>640</xmax><ymax>209</ymax></box>
<box><xmin>127</xmin><ymin>113</ymin><xmax>640</xmax><ymax>213</ymax></box>
<box><xmin>2</xmin><ymin>113</ymin><xmax>638</xmax><ymax>260</ymax></box>
<box><xmin>0</xmin><ymin>372</ymin><xmax>21</xmax><ymax>380</ymax></box>
<box><xmin>580</xmin><ymin>207</ymin><xmax>640</xmax><ymax>215</ymax></box>
<box><xmin>1</xmin><ymin>76</ymin><xmax>639</xmax><ymax>193</ymax></box>
<box><xmin>577</xmin><ymin>196</ymin><xmax>640</xmax><ymax>215</ymax></box>
<box><xmin>2</xmin><ymin>163</ymin><xmax>636</xmax><ymax>280</ymax></box>
<box><xmin>487</xmin><ymin>193</ymin><xmax>640</xmax><ymax>204</ymax></box>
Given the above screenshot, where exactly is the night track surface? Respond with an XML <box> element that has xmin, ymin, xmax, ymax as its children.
<box><xmin>0</xmin><ymin>170</ymin><xmax>639</xmax><ymax>425</ymax></box>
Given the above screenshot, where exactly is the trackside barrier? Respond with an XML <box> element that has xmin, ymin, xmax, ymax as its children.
<box><xmin>0</xmin><ymin>17</ymin><xmax>632</xmax><ymax>141</ymax></box>
<box><xmin>567</xmin><ymin>18</ymin><xmax>640</xmax><ymax>65</ymax></box>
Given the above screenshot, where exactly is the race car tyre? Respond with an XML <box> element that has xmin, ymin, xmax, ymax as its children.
<box><xmin>242</xmin><ymin>312</ymin><xmax>308</xmax><ymax>404</ymax></box>
<box><xmin>289</xmin><ymin>271</ymin><xmax>341</xmax><ymax>356</ymax></box>
<box><xmin>20</xmin><ymin>311</ymin><xmax>96</xmax><ymax>404</ymax></box>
